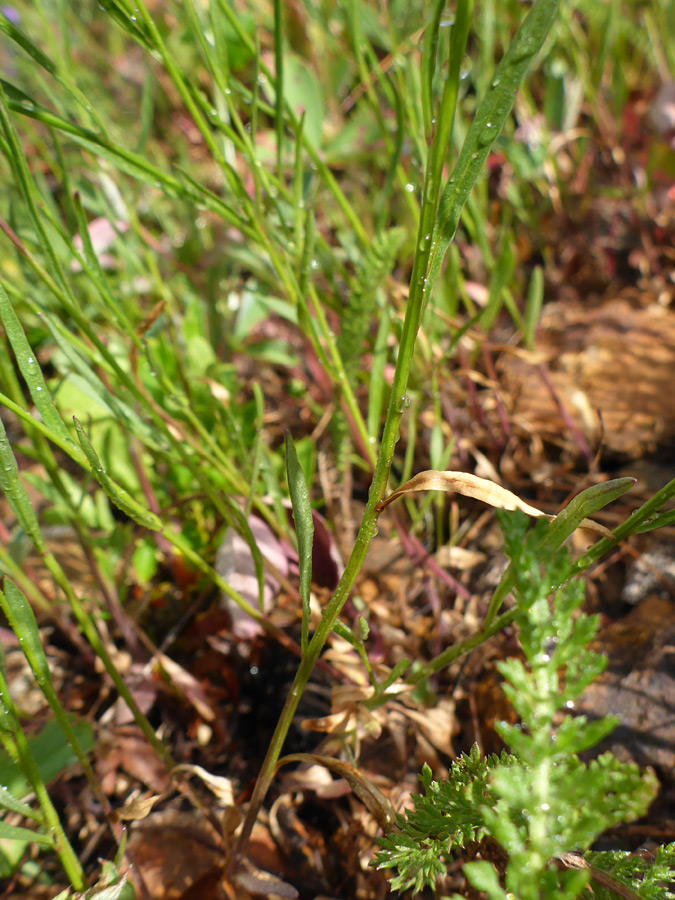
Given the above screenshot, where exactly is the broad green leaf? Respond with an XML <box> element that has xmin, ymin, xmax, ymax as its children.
<box><xmin>0</xmin><ymin>579</ymin><xmax>96</xmax><ymax>786</ymax></box>
<box><xmin>0</xmin><ymin>718</ymin><xmax>94</xmax><ymax>800</ymax></box>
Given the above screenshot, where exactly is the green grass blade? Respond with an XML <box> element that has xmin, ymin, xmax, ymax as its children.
<box><xmin>428</xmin><ymin>0</ymin><xmax>473</xmax><ymax>206</ymax></box>
<box><xmin>0</xmin><ymin>822</ymin><xmax>54</xmax><ymax>845</ymax></box>
<box><xmin>634</xmin><ymin>509</ymin><xmax>675</xmax><ymax>533</ymax></box>
<box><xmin>285</xmin><ymin>432</ymin><xmax>314</xmax><ymax>655</ymax></box>
<box><xmin>367</xmin><ymin>309</ymin><xmax>391</xmax><ymax>442</ymax></box>
<box><xmin>72</xmin><ymin>419</ymin><xmax>162</xmax><ymax>531</ymax></box>
<box><xmin>543</xmin><ymin>477</ymin><xmax>636</xmax><ymax>549</ymax></box>
<box><xmin>0</xmin><ymin>283</ymin><xmax>73</xmax><ymax>447</ymax></box>
<box><xmin>421</xmin><ymin>0</ymin><xmax>447</xmax><ymax>139</ymax></box>
<box><xmin>0</xmin><ymin>415</ymin><xmax>48</xmax><ymax>552</ymax></box>
<box><xmin>274</xmin><ymin>0</ymin><xmax>284</xmax><ymax>177</ymax></box>
<box><xmin>479</xmin><ymin>238</ymin><xmax>516</xmax><ymax>332</ymax></box>
<box><xmin>0</xmin><ymin>79</ymin><xmax>247</xmax><ymax>227</ymax></box>
<box><xmin>0</xmin><ymin>677</ymin><xmax>86</xmax><ymax>887</ymax></box>
<box><xmin>570</xmin><ymin>476</ymin><xmax>675</xmax><ymax>576</ymax></box>
<box><xmin>97</xmin><ymin>0</ymin><xmax>154</xmax><ymax>50</ymax></box>
<box><xmin>523</xmin><ymin>264</ymin><xmax>544</xmax><ymax>350</ymax></box>
<box><xmin>426</xmin><ymin>0</ymin><xmax>560</xmax><ymax>297</ymax></box>
<box><xmin>0</xmin><ymin>12</ymin><xmax>57</xmax><ymax>75</ymax></box>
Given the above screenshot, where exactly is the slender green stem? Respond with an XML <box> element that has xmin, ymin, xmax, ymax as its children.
<box><xmin>405</xmin><ymin>608</ymin><xmax>519</xmax><ymax>686</ymax></box>
<box><xmin>274</xmin><ymin>0</ymin><xmax>284</xmax><ymax>178</ymax></box>
<box><xmin>227</xmin><ymin>13</ymin><xmax>468</xmax><ymax>865</ymax></box>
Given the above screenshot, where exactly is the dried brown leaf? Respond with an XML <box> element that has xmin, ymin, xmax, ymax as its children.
<box><xmin>277</xmin><ymin>753</ymin><xmax>397</xmax><ymax>832</ymax></box>
<box><xmin>118</xmin><ymin>792</ymin><xmax>162</xmax><ymax>821</ymax></box>
<box><xmin>377</xmin><ymin>470</ymin><xmax>613</xmax><ymax>538</ymax></box>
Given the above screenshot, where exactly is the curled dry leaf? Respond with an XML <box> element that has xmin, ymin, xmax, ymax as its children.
<box><xmin>277</xmin><ymin>753</ymin><xmax>398</xmax><ymax>833</ymax></box>
<box><xmin>377</xmin><ymin>470</ymin><xmax>614</xmax><ymax>539</ymax></box>
<box><xmin>117</xmin><ymin>792</ymin><xmax>162</xmax><ymax>822</ymax></box>
<box><xmin>172</xmin><ymin>764</ymin><xmax>236</xmax><ymax>807</ymax></box>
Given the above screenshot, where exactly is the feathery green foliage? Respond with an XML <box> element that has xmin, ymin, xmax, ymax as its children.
<box><xmin>374</xmin><ymin>512</ymin><xmax>666</xmax><ymax>898</ymax></box>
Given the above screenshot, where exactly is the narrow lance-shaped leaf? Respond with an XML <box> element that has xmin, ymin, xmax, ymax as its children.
<box><xmin>0</xmin><ymin>414</ymin><xmax>47</xmax><ymax>551</ymax></box>
<box><xmin>540</xmin><ymin>477</ymin><xmax>635</xmax><ymax>549</ymax></box>
<box><xmin>484</xmin><ymin>477</ymin><xmax>635</xmax><ymax>627</ymax></box>
<box><xmin>0</xmin><ymin>282</ymin><xmax>73</xmax><ymax>447</ymax></box>
<box><xmin>0</xmin><ymin>13</ymin><xmax>58</xmax><ymax>76</ymax></box>
<box><xmin>285</xmin><ymin>432</ymin><xmax>314</xmax><ymax>655</ymax></box>
<box><xmin>0</xmin><ymin>80</ymin><xmax>248</xmax><ymax>232</ymax></box>
<box><xmin>0</xmin><ymin>821</ymin><xmax>55</xmax><ymax>845</ymax></box>
<box><xmin>73</xmin><ymin>418</ymin><xmax>162</xmax><ymax>531</ymax></box>
<box><xmin>425</xmin><ymin>0</ymin><xmax>560</xmax><ymax>298</ymax></box>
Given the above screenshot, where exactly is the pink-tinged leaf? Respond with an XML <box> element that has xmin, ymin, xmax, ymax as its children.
<box><xmin>310</xmin><ymin>508</ymin><xmax>342</xmax><ymax>590</ymax></box>
<box><xmin>216</xmin><ymin>515</ymin><xmax>288</xmax><ymax>639</ymax></box>
<box><xmin>70</xmin><ymin>217</ymin><xmax>129</xmax><ymax>271</ymax></box>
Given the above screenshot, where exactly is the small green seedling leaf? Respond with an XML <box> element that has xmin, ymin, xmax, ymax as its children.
<box><xmin>285</xmin><ymin>431</ymin><xmax>314</xmax><ymax>654</ymax></box>
<box><xmin>523</xmin><ymin>265</ymin><xmax>544</xmax><ymax>350</ymax></box>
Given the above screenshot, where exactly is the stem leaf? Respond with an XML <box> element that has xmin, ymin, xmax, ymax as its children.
<box><xmin>285</xmin><ymin>432</ymin><xmax>314</xmax><ymax>654</ymax></box>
